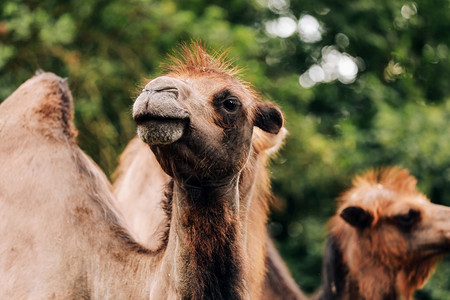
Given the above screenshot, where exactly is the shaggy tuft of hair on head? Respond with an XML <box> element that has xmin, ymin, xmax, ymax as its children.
<box><xmin>163</xmin><ymin>41</ymin><xmax>241</xmax><ymax>77</ymax></box>
<box><xmin>350</xmin><ymin>167</ymin><xmax>418</xmax><ymax>195</ymax></box>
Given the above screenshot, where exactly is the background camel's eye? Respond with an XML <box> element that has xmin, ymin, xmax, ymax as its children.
<box><xmin>394</xmin><ymin>209</ymin><xmax>420</xmax><ymax>228</ymax></box>
<box><xmin>222</xmin><ymin>98</ymin><xmax>240</xmax><ymax>112</ymax></box>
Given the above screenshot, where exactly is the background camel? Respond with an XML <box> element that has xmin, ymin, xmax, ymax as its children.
<box><xmin>314</xmin><ymin>167</ymin><xmax>450</xmax><ymax>300</ymax></box>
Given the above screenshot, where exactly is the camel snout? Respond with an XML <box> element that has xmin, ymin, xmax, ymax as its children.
<box><xmin>415</xmin><ymin>204</ymin><xmax>450</xmax><ymax>255</ymax></box>
<box><xmin>133</xmin><ymin>81</ymin><xmax>190</xmax><ymax>145</ymax></box>
<box><xmin>132</xmin><ymin>89</ymin><xmax>189</xmax><ymax>124</ymax></box>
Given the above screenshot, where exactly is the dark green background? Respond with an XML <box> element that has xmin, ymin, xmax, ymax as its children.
<box><xmin>1</xmin><ymin>0</ymin><xmax>449</xmax><ymax>298</ymax></box>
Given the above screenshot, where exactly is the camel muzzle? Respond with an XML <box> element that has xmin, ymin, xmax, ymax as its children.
<box><xmin>133</xmin><ymin>85</ymin><xmax>189</xmax><ymax>145</ymax></box>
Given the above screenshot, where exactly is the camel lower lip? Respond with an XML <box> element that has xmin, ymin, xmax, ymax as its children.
<box><xmin>137</xmin><ymin>119</ymin><xmax>186</xmax><ymax>145</ymax></box>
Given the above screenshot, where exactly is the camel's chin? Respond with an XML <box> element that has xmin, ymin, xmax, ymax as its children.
<box><xmin>137</xmin><ymin>120</ymin><xmax>185</xmax><ymax>145</ymax></box>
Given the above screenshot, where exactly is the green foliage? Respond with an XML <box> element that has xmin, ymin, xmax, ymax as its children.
<box><xmin>1</xmin><ymin>0</ymin><xmax>449</xmax><ymax>298</ymax></box>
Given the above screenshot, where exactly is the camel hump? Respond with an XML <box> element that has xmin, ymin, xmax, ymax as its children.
<box><xmin>0</xmin><ymin>71</ymin><xmax>77</xmax><ymax>141</ymax></box>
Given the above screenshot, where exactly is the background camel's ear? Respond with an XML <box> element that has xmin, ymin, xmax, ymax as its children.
<box><xmin>340</xmin><ymin>206</ymin><xmax>373</xmax><ymax>229</ymax></box>
<box><xmin>253</xmin><ymin>102</ymin><xmax>283</xmax><ymax>134</ymax></box>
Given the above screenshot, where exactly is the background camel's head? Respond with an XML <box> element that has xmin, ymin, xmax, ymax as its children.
<box><xmin>330</xmin><ymin>167</ymin><xmax>450</xmax><ymax>298</ymax></box>
<box><xmin>133</xmin><ymin>43</ymin><xmax>283</xmax><ymax>182</ymax></box>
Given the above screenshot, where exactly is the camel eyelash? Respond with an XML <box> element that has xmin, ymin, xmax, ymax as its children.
<box><xmin>213</xmin><ymin>90</ymin><xmax>240</xmax><ymax>104</ymax></box>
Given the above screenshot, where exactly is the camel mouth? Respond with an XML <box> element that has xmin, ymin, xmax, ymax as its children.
<box><xmin>134</xmin><ymin>113</ymin><xmax>188</xmax><ymax>126</ymax></box>
<box><xmin>133</xmin><ymin>87</ymin><xmax>190</xmax><ymax>145</ymax></box>
<box><xmin>135</xmin><ymin>114</ymin><xmax>189</xmax><ymax>145</ymax></box>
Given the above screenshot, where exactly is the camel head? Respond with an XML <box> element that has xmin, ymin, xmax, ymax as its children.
<box><xmin>329</xmin><ymin>167</ymin><xmax>450</xmax><ymax>299</ymax></box>
<box><xmin>133</xmin><ymin>43</ymin><xmax>283</xmax><ymax>183</ymax></box>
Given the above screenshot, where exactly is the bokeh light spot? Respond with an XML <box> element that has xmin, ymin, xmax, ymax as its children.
<box><xmin>265</xmin><ymin>17</ymin><xmax>297</xmax><ymax>38</ymax></box>
<box><xmin>298</xmin><ymin>14</ymin><xmax>322</xmax><ymax>43</ymax></box>
<box><xmin>401</xmin><ymin>3</ymin><xmax>417</xmax><ymax>19</ymax></box>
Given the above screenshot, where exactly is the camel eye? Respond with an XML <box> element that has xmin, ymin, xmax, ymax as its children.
<box><xmin>394</xmin><ymin>209</ymin><xmax>420</xmax><ymax>229</ymax></box>
<box><xmin>222</xmin><ymin>98</ymin><xmax>240</xmax><ymax>113</ymax></box>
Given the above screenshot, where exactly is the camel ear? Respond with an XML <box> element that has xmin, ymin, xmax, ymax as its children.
<box><xmin>252</xmin><ymin>127</ymin><xmax>287</xmax><ymax>155</ymax></box>
<box><xmin>340</xmin><ymin>206</ymin><xmax>373</xmax><ymax>229</ymax></box>
<box><xmin>253</xmin><ymin>103</ymin><xmax>283</xmax><ymax>134</ymax></box>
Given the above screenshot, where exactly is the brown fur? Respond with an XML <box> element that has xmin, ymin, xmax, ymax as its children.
<box><xmin>315</xmin><ymin>167</ymin><xmax>450</xmax><ymax>300</ymax></box>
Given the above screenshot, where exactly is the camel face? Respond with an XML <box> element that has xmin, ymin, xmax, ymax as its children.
<box><xmin>133</xmin><ymin>47</ymin><xmax>282</xmax><ymax>182</ymax></box>
<box><xmin>328</xmin><ymin>168</ymin><xmax>450</xmax><ymax>299</ymax></box>
<box><xmin>401</xmin><ymin>199</ymin><xmax>450</xmax><ymax>257</ymax></box>
<box><xmin>339</xmin><ymin>188</ymin><xmax>450</xmax><ymax>264</ymax></box>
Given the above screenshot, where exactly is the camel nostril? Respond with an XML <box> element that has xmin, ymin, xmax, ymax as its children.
<box><xmin>155</xmin><ymin>87</ymin><xmax>179</xmax><ymax>98</ymax></box>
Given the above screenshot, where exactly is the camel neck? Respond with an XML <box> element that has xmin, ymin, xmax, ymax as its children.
<box><xmin>317</xmin><ymin>236</ymin><xmax>398</xmax><ymax>300</ymax></box>
<box><xmin>168</xmin><ymin>176</ymin><xmax>247</xmax><ymax>299</ymax></box>
<box><xmin>181</xmin><ymin>175</ymin><xmax>239</xmax><ymax>205</ymax></box>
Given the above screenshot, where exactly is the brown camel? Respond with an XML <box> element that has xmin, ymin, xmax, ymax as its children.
<box><xmin>0</xmin><ymin>44</ymin><xmax>304</xmax><ymax>299</ymax></box>
<box><xmin>114</xmin><ymin>42</ymin><xmax>306</xmax><ymax>299</ymax></box>
<box><xmin>126</xmin><ymin>42</ymin><xmax>307</xmax><ymax>299</ymax></box>
<box><xmin>314</xmin><ymin>167</ymin><xmax>450</xmax><ymax>300</ymax></box>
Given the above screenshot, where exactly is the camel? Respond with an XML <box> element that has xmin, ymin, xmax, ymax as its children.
<box><xmin>314</xmin><ymin>167</ymin><xmax>450</xmax><ymax>300</ymax></box>
<box><xmin>113</xmin><ymin>43</ymin><xmax>306</xmax><ymax>299</ymax></box>
<box><xmin>0</xmin><ymin>43</ymin><xmax>304</xmax><ymax>299</ymax></box>
<box><xmin>125</xmin><ymin>42</ymin><xmax>309</xmax><ymax>299</ymax></box>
